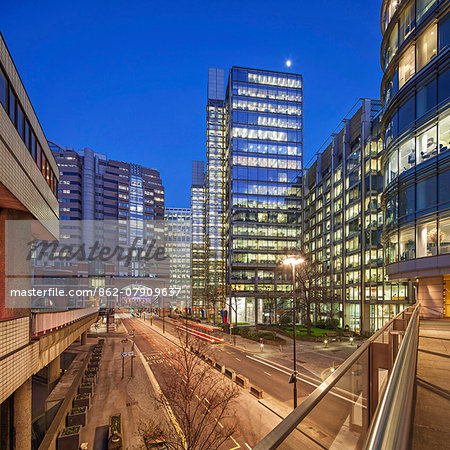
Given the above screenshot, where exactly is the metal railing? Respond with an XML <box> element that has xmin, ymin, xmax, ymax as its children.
<box><xmin>363</xmin><ymin>305</ymin><xmax>419</xmax><ymax>450</ymax></box>
<box><xmin>31</xmin><ymin>307</ymin><xmax>98</xmax><ymax>336</ymax></box>
<box><xmin>254</xmin><ymin>304</ymin><xmax>418</xmax><ymax>450</ymax></box>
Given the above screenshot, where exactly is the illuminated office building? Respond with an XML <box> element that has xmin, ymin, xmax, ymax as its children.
<box><xmin>205</xmin><ymin>68</ymin><xmax>226</xmax><ymax>313</ymax></box>
<box><xmin>164</xmin><ymin>208</ymin><xmax>191</xmax><ymax>310</ymax></box>
<box><xmin>380</xmin><ymin>0</ymin><xmax>450</xmax><ymax>318</ymax></box>
<box><xmin>303</xmin><ymin>99</ymin><xmax>410</xmax><ymax>334</ymax></box>
<box><xmin>191</xmin><ymin>161</ymin><xmax>206</xmax><ymax>312</ymax></box>
<box><xmin>224</xmin><ymin>67</ymin><xmax>303</xmax><ymax>325</ymax></box>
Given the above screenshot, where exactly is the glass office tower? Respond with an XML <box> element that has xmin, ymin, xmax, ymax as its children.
<box><xmin>205</xmin><ymin>69</ymin><xmax>226</xmax><ymax>317</ymax></box>
<box><xmin>380</xmin><ymin>0</ymin><xmax>450</xmax><ymax>318</ymax></box>
<box><xmin>224</xmin><ymin>67</ymin><xmax>303</xmax><ymax>325</ymax></box>
<box><xmin>191</xmin><ymin>161</ymin><xmax>206</xmax><ymax>313</ymax></box>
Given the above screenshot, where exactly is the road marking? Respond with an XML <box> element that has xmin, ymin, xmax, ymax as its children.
<box><xmin>236</xmin><ymin>357</ymin><xmax>241</xmax><ymax>361</ymax></box>
<box><xmin>229</xmin><ymin>435</ymin><xmax>241</xmax><ymax>449</ymax></box>
<box><xmin>246</xmin><ymin>355</ymin><xmax>363</xmax><ymax>407</ymax></box>
<box><xmin>264</xmin><ymin>371</ymin><xmax>272</xmax><ymax>377</ymax></box>
<box><xmin>245</xmin><ymin>443</ymin><xmax>252</xmax><ymax>449</ymax></box>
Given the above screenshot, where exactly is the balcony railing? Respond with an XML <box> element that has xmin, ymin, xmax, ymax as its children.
<box><xmin>31</xmin><ymin>307</ymin><xmax>98</xmax><ymax>337</ymax></box>
<box><xmin>254</xmin><ymin>304</ymin><xmax>418</xmax><ymax>450</ymax></box>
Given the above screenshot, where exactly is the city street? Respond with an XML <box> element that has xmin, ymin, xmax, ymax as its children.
<box><xmin>120</xmin><ymin>312</ymin><xmax>366</xmax><ymax>448</ymax></box>
<box><xmin>119</xmin><ymin>313</ymin><xmax>324</xmax><ymax>449</ymax></box>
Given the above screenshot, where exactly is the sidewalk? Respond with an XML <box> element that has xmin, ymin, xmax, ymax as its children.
<box><xmin>79</xmin><ymin>323</ymin><xmax>164</xmax><ymax>450</ymax></box>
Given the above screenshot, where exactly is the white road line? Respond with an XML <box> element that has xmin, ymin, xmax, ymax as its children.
<box><xmin>245</xmin><ymin>443</ymin><xmax>252</xmax><ymax>449</ymax></box>
<box><xmin>246</xmin><ymin>355</ymin><xmax>363</xmax><ymax>407</ymax></box>
<box><xmin>264</xmin><ymin>371</ymin><xmax>272</xmax><ymax>377</ymax></box>
<box><xmin>236</xmin><ymin>357</ymin><xmax>241</xmax><ymax>361</ymax></box>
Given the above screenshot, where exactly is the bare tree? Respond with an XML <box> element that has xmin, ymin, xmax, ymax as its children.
<box><xmin>139</xmin><ymin>335</ymin><xmax>239</xmax><ymax>449</ymax></box>
<box><xmin>293</xmin><ymin>258</ymin><xmax>339</xmax><ymax>336</ymax></box>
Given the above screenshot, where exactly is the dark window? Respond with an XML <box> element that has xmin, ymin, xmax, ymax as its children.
<box><xmin>399</xmin><ymin>184</ymin><xmax>415</xmax><ymax>216</ymax></box>
<box><xmin>439</xmin><ymin>12</ymin><xmax>450</xmax><ymax>51</ymax></box>
<box><xmin>438</xmin><ymin>169</ymin><xmax>450</xmax><ymax>205</ymax></box>
<box><xmin>17</xmin><ymin>104</ymin><xmax>24</xmax><ymax>138</ymax></box>
<box><xmin>416</xmin><ymin>79</ymin><xmax>437</xmax><ymax>118</ymax></box>
<box><xmin>9</xmin><ymin>88</ymin><xmax>15</xmax><ymax>124</ymax></box>
<box><xmin>36</xmin><ymin>143</ymin><xmax>42</xmax><ymax>168</ymax></box>
<box><xmin>438</xmin><ymin>68</ymin><xmax>450</xmax><ymax>104</ymax></box>
<box><xmin>416</xmin><ymin>176</ymin><xmax>437</xmax><ymax>210</ymax></box>
<box><xmin>30</xmin><ymin>132</ymin><xmax>36</xmax><ymax>160</ymax></box>
<box><xmin>399</xmin><ymin>96</ymin><xmax>415</xmax><ymax>132</ymax></box>
<box><xmin>0</xmin><ymin>67</ymin><xmax>6</xmax><ymax>110</ymax></box>
<box><xmin>24</xmin><ymin>120</ymin><xmax>30</xmax><ymax>149</ymax></box>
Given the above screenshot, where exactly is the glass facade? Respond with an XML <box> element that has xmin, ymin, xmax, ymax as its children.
<box><xmin>303</xmin><ymin>99</ymin><xmax>409</xmax><ymax>333</ymax></box>
<box><xmin>191</xmin><ymin>161</ymin><xmax>206</xmax><ymax>312</ymax></box>
<box><xmin>381</xmin><ymin>0</ymin><xmax>450</xmax><ymax>319</ymax></box>
<box><xmin>224</xmin><ymin>67</ymin><xmax>303</xmax><ymax>325</ymax></box>
<box><xmin>205</xmin><ymin>68</ymin><xmax>226</xmax><ymax>315</ymax></box>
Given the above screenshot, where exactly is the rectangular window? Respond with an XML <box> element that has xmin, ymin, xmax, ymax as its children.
<box><xmin>399</xmin><ymin>137</ymin><xmax>415</xmax><ymax>174</ymax></box>
<box><xmin>16</xmin><ymin>104</ymin><xmax>24</xmax><ymax>139</ymax></box>
<box><xmin>30</xmin><ymin>132</ymin><xmax>36</xmax><ymax>160</ymax></box>
<box><xmin>0</xmin><ymin>67</ymin><xmax>6</xmax><ymax>110</ymax></box>
<box><xmin>24</xmin><ymin>120</ymin><xmax>30</xmax><ymax>150</ymax></box>
<box><xmin>385</xmin><ymin>23</ymin><xmax>399</xmax><ymax>69</ymax></box>
<box><xmin>438</xmin><ymin>68</ymin><xmax>450</xmax><ymax>104</ymax></box>
<box><xmin>416</xmin><ymin>176</ymin><xmax>437</xmax><ymax>211</ymax></box>
<box><xmin>439</xmin><ymin>216</ymin><xmax>450</xmax><ymax>254</ymax></box>
<box><xmin>416</xmin><ymin>78</ymin><xmax>436</xmax><ymax>118</ymax></box>
<box><xmin>417</xmin><ymin>24</ymin><xmax>437</xmax><ymax>72</ymax></box>
<box><xmin>399</xmin><ymin>44</ymin><xmax>415</xmax><ymax>89</ymax></box>
<box><xmin>399</xmin><ymin>228</ymin><xmax>415</xmax><ymax>260</ymax></box>
<box><xmin>399</xmin><ymin>184</ymin><xmax>415</xmax><ymax>216</ymax></box>
<box><xmin>439</xmin><ymin>12</ymin><xmax>450</xmax><ymax>51</ymax></box>
<box><xmin>400</xmin><ymin>2</ymin><xmax>415</xmax><ymax>45</ymax></box>
<box><xmin>398</xmin><ymin>95</ymin><xmax>415</xmax><ymax>132</ymax></box>
<box><xmin>9</xmin><ymin>88</ymin><xmax>15</xmax><ymax>125</ymax></box>
<box><xmin>417</xmin><ymin>125</ymin><xmax>437</xmax><ymax>163</ymax></box>
<box><xmin>438</xmin><ymin>112</ymin><xmax>450</xmax><ymax>154</ymax></box>
<box><xmin>417</xmin><ymin>0</ymin><xmax>436</xmax><ymax>25</ymax></box>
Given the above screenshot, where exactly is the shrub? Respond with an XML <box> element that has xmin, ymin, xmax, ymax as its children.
<box><xmin>61</xmin><ymin>426</ymin><xmax>80</xmax><ymax>436</ymax></box>
<box><xmin>71</xmin><ymin>406</ymin><xmax>86</xmax><ymax>414</ymax></box>
<box><xmin>279</xmin><ymin>314</ymin><xmax>292</xmax><ymax>327</ymax></box>
<box><xmin>316</xmin><ymin>318</ymin><xmax>339</xmax><ymax>330</ymax></box>
<box><xmin>111</xmin><ymin>415</ymin><xmax>121</xmax><ymax>434</ymax></box>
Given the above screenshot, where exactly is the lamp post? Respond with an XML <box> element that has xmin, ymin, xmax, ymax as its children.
<box><xmin>283</xmin><ymin>256</ymin><xmax>304</xmax><ymax>409</ymax></box>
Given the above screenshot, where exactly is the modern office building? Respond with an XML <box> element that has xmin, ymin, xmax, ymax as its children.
<box><xmin>380</xmin><ymin>0</ymin><xmax>450</xmax><ymax>318</ymax></box>
<box><xmin>205</xmin><ymin>68</ymin><xmax>227</xmax><ymax>314</ymax></box>
<box><xmin>50</xmin><ymin>143</ymin><xmax>164</xmax><ymax>223</ymax></box>
<box><xmin>50</xmin><ymin>144</ymin><xmax>166</xmax><ymax>306</ymax></box>
<box><xmin>0</xmin><ymin>33</ymin><xmax>97</xmax><ymax>449</ymax></box>
<box><xmin>191</xmin><ymin>161</ymin><xmax>206</xmax><ymax>312</ymax></box>
<box><xmin>303</xmin><ymin>99</ymin><xmax>411</xmax><ymax>334</ymax></box>
<box><xmin>164</xmin><ymin>207</ymin><xmax>191</xmax><ymax>310</ymax></box>
<box><xmin>224</xmin><ymin>67</ymin><xmax>303</xmax><ymax>324</ymax></box>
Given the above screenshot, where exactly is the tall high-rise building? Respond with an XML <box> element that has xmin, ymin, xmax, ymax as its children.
<box><xmin>50</xmin><ymin>143</ymin><xmax>164</xmax><ymax>222</ymax></box>
<box><xmin>224</xmin><ymin>67</ymin><xmax>303</xmax><ymax>324</ymax></box>
<box><xmin>302</xmin><ymin>99</ymin><xmax>410</xmax><ymax>334</ymax></box>
<box><xmin>191</xmin><ymin>161</ymin><xmax>206</xmax><ymax>312</ymax></box>
<box><xmin>380</xmin><ymin>0</ymin><xmax>450</xmax><ymax>318</ymax></box>
<box><xmin>205</xmin><ymin>68</ymin><xmax>226</xmax><ymax>313</ymax></box>
<box><xmin>164</xmin><ymin>207</ymin><xmax>191</xmax><ymax>310</ymax></box>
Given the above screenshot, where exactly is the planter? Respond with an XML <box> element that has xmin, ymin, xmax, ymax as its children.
<box><xmin>73</xmin><ymin>393</ymin><xmax>91</xmax><ymax>409</ymax></box>
<box><xmin>84</xmin><ymin>370</ymin><xmax>97</xmax><ymax>382</ymax></box>
<box><xmin>108</xmin><ymin>414</ymin><xmax>122</xmax><ymax>449</ymax></box>
<box><xmin>67</xmin><ymin>407</ymin><xmax>87</xmax><ymax>427</ymax></box>
<box><xmin>57</xmin><ymin>426</ymin><xmax>80</xmax><ymax>450</ymax></box>
<box><xmin>83</xmin><ymin>375</ymin><xmax>96</xmax><ymax>385</ymax></box>
<box><xmin>79</xmin><ymin>382</ymin><xmax>94</xmax><ymax>396</ymax></box>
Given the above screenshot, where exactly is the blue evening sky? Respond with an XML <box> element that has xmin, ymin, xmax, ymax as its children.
<box><xmin>2</xmin><ymin>0</ymin><xmax>383</xmax><ymax>208</ymax></box>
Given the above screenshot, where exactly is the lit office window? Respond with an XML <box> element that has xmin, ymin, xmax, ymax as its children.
<box><xmin>400</xmin><ymin>2</ymin><xmax>415</xmax><ymax>45</ymax></box>
<box><xmin>417</xmin><ymin>24</ymin><xmax>437</xmax><ymax>72</ymax></box>
<box><xmin>416</xmin><ymin>125</ymin><xmax>437</xmax><ymax>163</ymax></box>
<box><xmin>438</xmin><ymin>112</ymin><xmax>450</xmax><ymax>153</ymax></box>
<box><xmin>399</xmin><ymin>44</ymin><xmax>415</xmax><ymax>88</ymax></box>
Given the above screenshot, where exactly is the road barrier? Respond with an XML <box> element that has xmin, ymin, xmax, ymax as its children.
<box><xmin>224</xmin><ymin>368</ymin><xmax>236</xmax><ymax>381</ymax></box>
<box><xmin>214</xmin><ymin>362</ymin><xmax>225</xmax><ymax>373</ymax></box>
<box><xmin>250</xmin><ymin>385</ymin><xmax>264</xmax><ymax>399</ymax></box>
<box><xmin>235</xmin><ymin>374</ymin><xmax>249</xmax><ymax>389</ymax></box>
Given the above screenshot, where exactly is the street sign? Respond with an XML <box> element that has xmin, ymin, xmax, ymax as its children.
<box><xmin>122</xmin><ymin>351</ymin><xmax>134</xmax><ymax>357</ymax></box>
<box><xmin>129</xmin><ymin>330</ymin><xmax>134</xmax><ymax>336</ymax></box>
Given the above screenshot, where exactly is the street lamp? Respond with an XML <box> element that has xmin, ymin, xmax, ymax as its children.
<box><xmin>283</xmin><ymin>256</ymin><xmax>304</xmax><ymax>409</ymax></box>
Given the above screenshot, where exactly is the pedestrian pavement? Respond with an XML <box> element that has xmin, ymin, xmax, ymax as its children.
<box><xmin>79</xmin><ymin>324</ymin><xmax>165</xmax><ymax>450</ymax></box>
<box><xmin>412</xmin><ymin>319</ymin><xmax>450</xmax><ymax>449</ymax></box>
